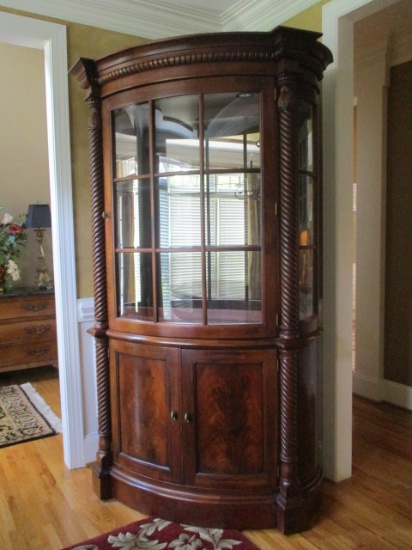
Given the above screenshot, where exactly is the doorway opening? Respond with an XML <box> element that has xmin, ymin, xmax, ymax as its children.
<box><xmin>0</xmin><ymin>11</ymin><xmax>84</xmax><ymax>469</ymax></box>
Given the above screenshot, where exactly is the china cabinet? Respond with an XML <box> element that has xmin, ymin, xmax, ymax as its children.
<box><xmin>71</xmin><ymin>27</ymin><xmax>332</xmax><ymax>534</ymax></box>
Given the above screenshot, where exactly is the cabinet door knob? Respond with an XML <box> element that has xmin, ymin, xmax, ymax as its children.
<box><xmin>184</xmin><ymin>412</ymin><xmax>193</xmax><ymax>424</ymax></box>
<box><xmin>170</xmin><ymin>411</ymin><xmax>178</xmax><ymax>421</ymax></box>
<box><xmin>102</xmin><ymin>211</ymin><xmax>110</xmax><ymax>220</ymax></box>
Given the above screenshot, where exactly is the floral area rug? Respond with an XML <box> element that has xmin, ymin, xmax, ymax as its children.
<box><xmin>0</xmin><ymin>383</ymin><xmax>62</xmax><ymax>448</ymax></box>
<box><xmin>61</xmin><ymin>517</ymin><xmax>259</xmax><ymax>550</ymax></box>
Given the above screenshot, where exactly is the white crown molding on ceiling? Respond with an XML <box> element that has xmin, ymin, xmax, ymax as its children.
<box><xmin>0</xmin><ymin>0</ymin><xmax>319</xmax><ymax>39</ymax></box>
<box><xmin>222</xmin><ymin>0</ymin><xmax>319</xmax><ymax>32</ymax></box>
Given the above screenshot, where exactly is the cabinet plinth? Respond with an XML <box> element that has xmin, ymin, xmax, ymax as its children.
<box><xmin>71</xmin><ymin>26</ymin><xmax>332</xmax><ymax>534</ymax></box>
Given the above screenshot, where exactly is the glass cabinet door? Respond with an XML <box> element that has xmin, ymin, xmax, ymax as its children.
<box><xmin>112</xmin><ymin>91</ymin><xmax>263</xmax><ymax>326</ymax></box>
<box><xmin>297</xmin><ymin>101</ymin><xmax>317</xmax><ymax>321</ymax></box>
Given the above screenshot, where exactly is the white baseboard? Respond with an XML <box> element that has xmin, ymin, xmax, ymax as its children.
<box><xmin>352</xmin><ymin>372</ymin><xmax>381</xmax><ymax>401</ymax></box>
<box><xmin>77</xmin><ymin>297</ymin><xmax>98</xmax><ymax>465</ymax></box>
<box><xmin>353</xmin><ymin>371</ymin><xmax>412</xmax><ymax>410</ymax></box>
<box><xmin>382</xmin><ymin>379</ymin><xmax>412</xmax><ymax>410</ymax></box>
<box><xmin>83</xmin><ymin>433</ymin><xmax>99</xmax><ymax>465</ymax></box>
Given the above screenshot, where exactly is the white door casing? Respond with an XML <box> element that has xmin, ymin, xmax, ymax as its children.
<box><xmin>0</xmin><ymin>12</ymin><xmax>85</xmax><ymax>469</ymax></box>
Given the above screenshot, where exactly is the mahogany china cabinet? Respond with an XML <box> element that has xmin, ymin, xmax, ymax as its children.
<box><xmin>71</xmin><ymin>27</ymin><xmax>332</xmax><ymax>534</ymax></box>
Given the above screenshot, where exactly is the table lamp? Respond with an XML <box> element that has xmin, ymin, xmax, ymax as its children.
<box><xmin>25</xmin><ymin>204</ymin><xmax>53</xmax><ymax>289</ymax></box>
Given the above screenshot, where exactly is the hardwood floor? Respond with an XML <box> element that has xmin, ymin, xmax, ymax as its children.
<box><xmin>1</xmin><ymin>369</ymin><xmax>412</xmax><ymax>549</ymax></box>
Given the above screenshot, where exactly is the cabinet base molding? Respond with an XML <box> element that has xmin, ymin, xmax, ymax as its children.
<box><xmin>276</xmin><ymin>470</ymin><xmax>323</xmax><ymax>535</ymax></box>
<box><xmin>90</xmin><ymin>460</ymin><xmax>112</xmax><ymax>501</ymax></box>
<box><xmin>110</xmin><ymin>467</ymin><xmax>278</xmax><ymax>530</ymax></box>
<box><xmin>92</xmin><ymin>467</ymin><xmax>322</xmax><ymax>533</ymax></box>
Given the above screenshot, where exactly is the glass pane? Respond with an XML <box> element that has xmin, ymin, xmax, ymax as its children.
<box><xmin>158</xmin><ymin>252</ymin><xmax>202</xmax><ymax>323</ymax></box>
<box><xmin>204</xmin><ymin>173</ymin><xmax>261</xmax><ymax>247</ymax></box>
<box><xmin>116</xmin><ymin>179</ymin><xmax>151</xmax><ymax>249</ymax></box>
<box><xmin>117</xmin><ymin>252</ymin><xmax>153</xmax><ymax>321</ymax></box>
<box><xmin>204</xmin><ymin>92</ymin><xmax>261</xmax><ymax>170</ymax></box>
<box><xmin>154</xmin><ymin>96</ymin><xmax>200</xmax><ymax>172</ymax></box>
<box><xmin>299</xmin><ymin>249</ymin><xmax>314</xmax><ymax>320</ymax></box>
<box><xmin>156</xmin><ymin>174</ymin><xmax>201</xmax><ymax>248</ymax></box>
<box><xmin>298</xmin><ymin>102</ymin><xmax>314</xmax><ymax>172</ymax></box>
<box><xmin>298</xmin><ymin>173</ymin><xmax>314</xmax><ymax>247</ymax></box>
<box><xmin>206</xmin><ymin>251</ymin><xmax>262</xmax><ymax>324</ymax></box>
<box><xmin>114</xmin><ymin>103</ymin><xmax>150</xmax><ymax>178</ymax></box>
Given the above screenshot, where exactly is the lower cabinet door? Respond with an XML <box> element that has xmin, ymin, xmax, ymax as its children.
<box><xmin>181</xmin><ymin>348</ymin><xmax>278</xmax><ymax>491</ymax></box>
<box><xmin>110</xmin><ymin>340</ymin><xmax>278</xmax><ymax>495</ymax></box>
<box><xmin>110</xmin><ymin>339</ymin><xmax>182</xmax><ymax>483</ymax></box>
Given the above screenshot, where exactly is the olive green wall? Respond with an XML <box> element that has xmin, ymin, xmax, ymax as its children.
<box><xmin>66</xmin><ymin>25</ymin><xmax>146</xmax><ymax>297</ymax></box>
<box><xmin>282</xmin><ymin>0</ymin><xmax>329</xmax><ymax>32</ymax></box>
<box><xmin>0</xmin><ymin>2</ymin><xmax>329</xmax><ymax>298</ymax></box>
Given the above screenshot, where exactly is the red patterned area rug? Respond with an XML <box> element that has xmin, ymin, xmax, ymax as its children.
<box><xmin>62</xmin><ymin>517</ymin><xmax>259</xmax><ymax>550</ymax></box>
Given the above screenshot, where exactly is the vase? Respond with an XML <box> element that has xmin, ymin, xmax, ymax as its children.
<box><xmin>0</xmin><ymin>263</ymin><xmax>6</xmax><ymax>294</ymax></box>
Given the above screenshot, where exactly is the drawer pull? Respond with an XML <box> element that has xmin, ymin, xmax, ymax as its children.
<box><xmin>26</xmin><ymin>346</ymin><xmax>51</xmax><ymax>357</ymax></box>
<box><xmin>170</xmin><ymin>411</ymin><xmax>178</xmax><ymax>421</ymax></box>
<box><xmin>25</xmin><ymin>324</ymin><xmax>51</xmax><ymax>335</ymax></box>
<box><xmin>23</xmin><ymin>302</ymin><xmax>48</xmax><ymax>312</ymax></box>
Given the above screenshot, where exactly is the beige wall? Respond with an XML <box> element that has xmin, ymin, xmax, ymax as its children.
<box><xmin>0</xmin><ymin>42</ymin><xmax>52</xmax><ymax>288</ymax></box>
<box><xmin>0</xmin><ymin>6</ymin><xmax>145</xmax><ymax>297</ymax></box>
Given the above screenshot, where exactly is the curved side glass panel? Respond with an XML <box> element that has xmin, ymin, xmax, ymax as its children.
<box><xmin>117</xmin><ymin>252</ymin><xmax>153</xmax><ymax>321</ymax></box>
<box><xmin>297</xmin><ymin>101</ymin><xmax>316</xmax><ymax>320</ymax></box>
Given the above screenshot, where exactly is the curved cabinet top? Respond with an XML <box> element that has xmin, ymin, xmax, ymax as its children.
<box><xmin>70</xmin><ymin>26</ymin><xmax>333</xmax><ymax>100</ymax></box>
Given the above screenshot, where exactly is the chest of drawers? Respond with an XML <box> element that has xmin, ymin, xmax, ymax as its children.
<box><xmin>0</xmin><ymin>289</ymin><xmax>58</xmax><ymax>373</ymax></box>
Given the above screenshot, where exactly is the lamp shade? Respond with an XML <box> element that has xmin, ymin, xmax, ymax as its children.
<box><xmin>25</xmin><ymin>204</ymin><xmax>51</xmax><ymax>228</ymax></box>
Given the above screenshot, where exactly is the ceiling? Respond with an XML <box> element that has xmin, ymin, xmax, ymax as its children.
<box><xmin>1</xmin><ymin>0</ymin><xmax>411</xmax><ymax>57</ymax></box>
<box><xmin>156</xmin><ymin>0</ymin><xmax>241</xmax><ymax>15</ymax></box>
<box><xmin>0</xmin><ymin>0</ymin><xmax>318</xmax><ymax>39</ymax></box>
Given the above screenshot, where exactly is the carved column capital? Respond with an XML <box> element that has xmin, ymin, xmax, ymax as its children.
<box><xmin>277</xmin><ymin>73</ymin><xmax>298</xmax><ymax>111</ymax></box>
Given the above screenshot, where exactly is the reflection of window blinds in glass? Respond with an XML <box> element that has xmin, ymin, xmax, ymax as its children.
<box><xmin>133</xmin><ymin>185</ymin><xmax>141</xmax><ymax>248</ymax></box>
<box><xmin>133</xmin><ymin>186</ymin><xmax>141</xmax><ymax>309</ymax></box>
<box><xmin>133</xmin><ymin>254</ymin><xmax>141</xmax><ymax>310</ymax></box>
<box><xmin>166</xmin><ymin>185</ymin><xmax>247</xmax><ymax>300</ymax></box>
<box><xmin>217</xmin><ymin>198</ymin><xmax>245</xmax><ymax>245</ymax></box>
<box><xmin>213</xmin><ymin>197</ymin><xmax>246</xmax><ymax>299</ymax></box>
<box><xmin>159</xmin><ymin>188</ymin><xmax>171</xmax><ymax>315</ymax></box>
<box><xmin>215</xmin><ymin>251</ymin><xmax>245</xmax><ymax>299</ymax></box>
<box><xmin>171</xmin><ymin>253</ymin><xmax>202</xmax><ymax>298</ymax></box>
<box><xmin>169</xmin><ymin>194</ymin><xmax>201</xmax><ymax>247</ymax></box>
<box><xmin>169</xmin><ymin>190</ymin><xmax>202</xmax><ymax>298</ymax></box>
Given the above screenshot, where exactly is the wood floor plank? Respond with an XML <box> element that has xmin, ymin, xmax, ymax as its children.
<box><xmin>1</xmin><ymin>369</ymin><xmax>412</xmax><ymax>549</ymax></box>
